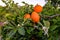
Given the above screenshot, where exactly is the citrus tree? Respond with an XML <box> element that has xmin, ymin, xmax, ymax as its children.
<box><xmin>0</xmin><ymin>0</ymin><xmax>60</xmax><ymax>40</ymax></box>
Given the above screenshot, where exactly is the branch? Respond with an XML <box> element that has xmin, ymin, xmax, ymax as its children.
<box><xmin>48</xmin><ymin>14</ymin><xmax>60</xmax><ymax>18</ymax></box>
<box><xmin>42</xmin><ymin>14</ymin><xmax>60</xmax><ymax>19</ymax></box>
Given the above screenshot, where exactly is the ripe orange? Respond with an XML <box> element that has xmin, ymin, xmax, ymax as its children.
<box><xmin>31</xmin><ymin>11</ymin><xmax>40</xmax><ymax>23</ymax></box>
<box><xmin>24</xmin><ymin>14</ymin><xmax>30</xmax><ymax>19</ymax></box>
<box><xmin>34</xmin><ymin>4</ymin><xmax>43</xmax><ymax>13</ymax></box>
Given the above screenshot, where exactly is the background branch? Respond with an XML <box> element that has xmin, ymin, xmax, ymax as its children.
<box><xmin>42</xmin><ymin>14</ymin><xmax>60</xmax><ymax>19</ymax></box>
<box><xmin>48</xmin><ymin>14</ymin><xmax>60</xmax><ymax>18</ymax></box>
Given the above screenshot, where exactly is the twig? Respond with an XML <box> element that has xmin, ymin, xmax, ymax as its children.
<box><xmin>38</xmin><ymin>22</ymin><xmax>44</xmax><ymax>28</ymax></box>
<box><xmin>42</xmin><ymin>14</ymin><xmax>60</xmax><ymax>19</ymax></box>
<box><xmin>48</xmin><ymin>14</ymin><xmax>60</xmax><ymax>18</ymax></box>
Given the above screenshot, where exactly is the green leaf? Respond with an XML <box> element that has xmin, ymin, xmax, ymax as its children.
<box><xmin>52</xmin><ymin>19</ymin><xmax>57</xmax><ymax>24</ymax></box>
<box><xmin>6</xmin><ymin>29</ymin><xmax>17</xmax><ymax>38</ymax></box>
<box><xmin>38</xmin><ymin>30</ymin><xmax>43</xmax><ymax>37</ymax></box>
<box><xmin>18</xmin><ymin>27</ymin><xmax>25</xmax><ymax>35</ymax></box>
<box><xmin>4</xmin><ymin>26</ymin><xmax>14</xmax><ymax>30</ymax></box>
<box><xmin>50</xmin><ymin>25</ymin><xmax>58</xmax><ymax>31</ymax></box>
<box><xmin>27</xmin><ymin>27</ymin><xmax>34</xmax><ymax>34</ymax></box>
<box><xmin>43</xmin><ymin>20</ymin><xmax>50</xmax><ymax>27</ymax></box>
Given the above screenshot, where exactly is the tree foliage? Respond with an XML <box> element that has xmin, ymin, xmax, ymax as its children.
<box><xmin>0</xmin><ymin>0</ymin><xmax>60</xmax><ymax>40</ymax></box>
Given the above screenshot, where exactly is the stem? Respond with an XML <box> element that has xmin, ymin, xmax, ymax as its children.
<box><xmin>38</xmin><ymin>22</ymin><xmax>44</xmax><ymax>27</ymax></box>
<box><xmin>21</xmin><ymin>19</ymin><xmax>27</xmax><ymax>26</ymax></box>
<box><xmin>17</xmin><ymin>19</ymin><xmax>27</xmax><ymax>27</ymax></box>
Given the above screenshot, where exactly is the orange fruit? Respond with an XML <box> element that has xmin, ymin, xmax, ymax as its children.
<box><xmin>24</xmin><ymin>14</ymin><xmax>30</xmax><ymax>19</ymax></box>
<box><xmin>34</xmin><ymin>4</ymin><xmax>43</xmax><ymax>13</ymax></box>
<box><xmin>31</xmin><ymin>11</ymin><xmax>40</xmax><ymax>23</ymax></box>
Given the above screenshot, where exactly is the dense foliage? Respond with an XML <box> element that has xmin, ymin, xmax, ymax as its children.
<box><xmin>0</xmin><ymin>0</ymin><xmax>60</xmax><ymax>40</ymax></box>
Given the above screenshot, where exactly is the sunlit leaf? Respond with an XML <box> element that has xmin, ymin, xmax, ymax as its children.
<box><xmin>43</xmin><ymin>20</ymin><xmax>50</xmax><ymax>27</ymax></box>
<box><xmin>50</xmin><ymin>25</ymin><xmax>58</xmax><ymax>31</ymax></box>
<box><xmin>18</xmin><ymin>27</ymin><xmax>25</xmax><ymax>35</ymax></box>
<box><xmin>6</xmin><ymin>29</ymin><xmax>17</xmax><ymax>38</ymax></box>
<box><xmin>27</xmin><ymin>27</ymin><xmax>34</xmax><ymax>34</ymax></box>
